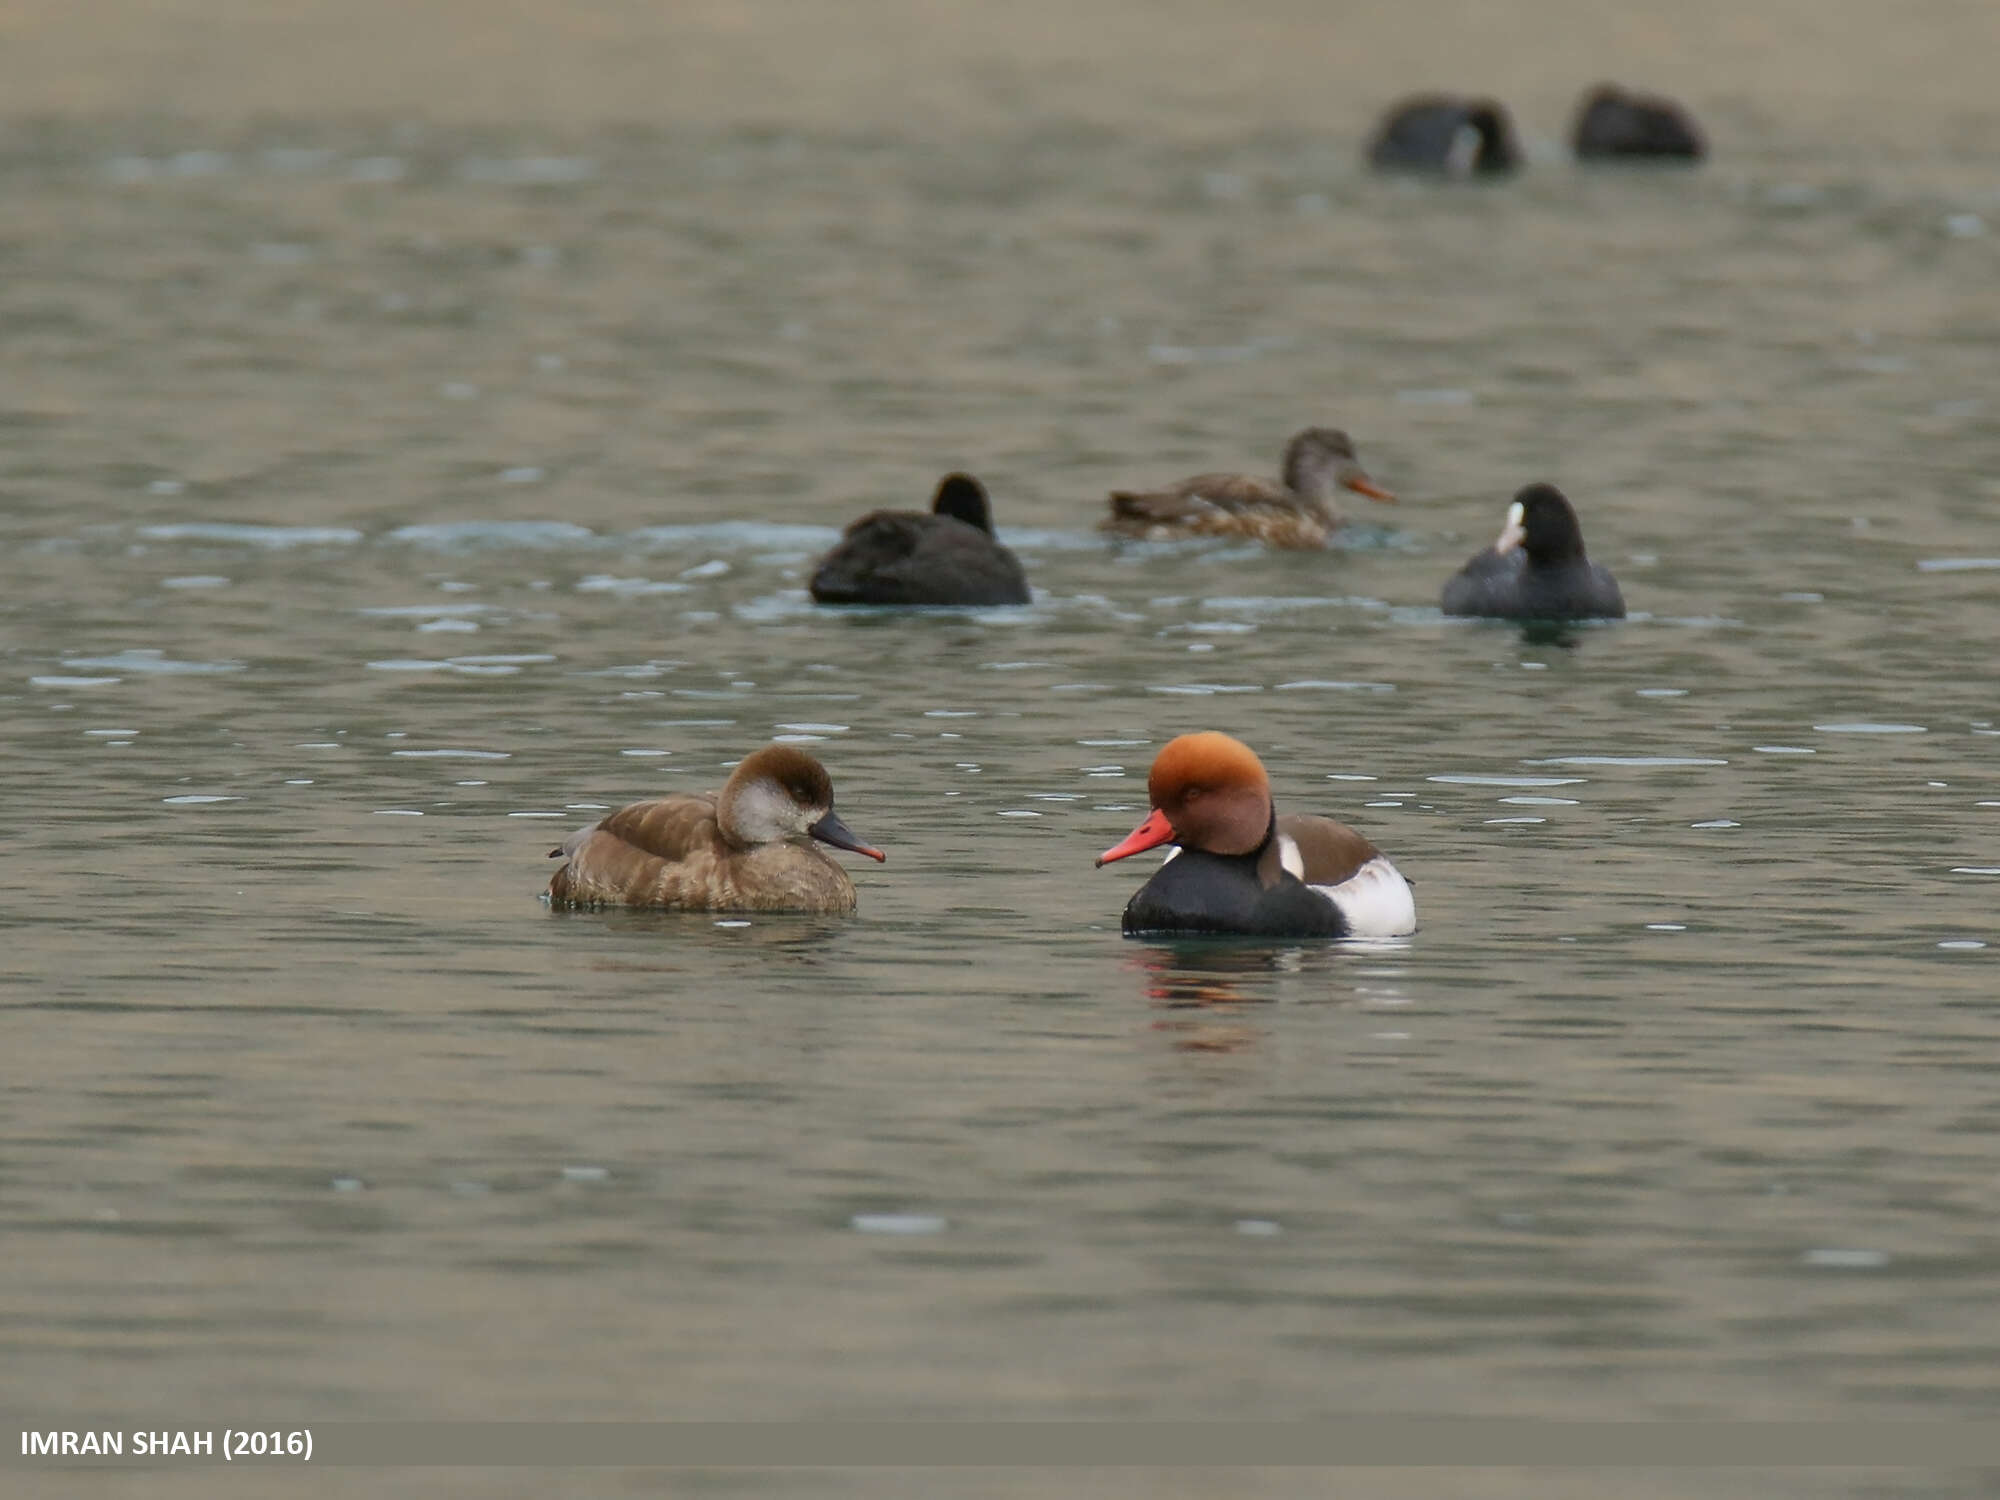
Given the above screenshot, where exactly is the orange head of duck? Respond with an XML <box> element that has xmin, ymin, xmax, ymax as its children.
<box><xmin>1096</xmin><ymin>732</ymin><xmax>1275</xmax><ymax>865</ymax></box>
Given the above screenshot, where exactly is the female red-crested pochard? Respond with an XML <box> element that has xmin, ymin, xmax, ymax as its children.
<box><xmin>810</xmin><ymin>472</ymin><xmax>1030</xmax><ymax>606</ymax></box>
<box><xmin>1096</xmin><ymin>732</ymin><xmax>1416</xmax><ymax>938</ymax></box>
<box><xmin>547</xmin><ymin>746</ymin><xmax>884</xmax><ymax>913</ymax></box>
<box><xmin>1440</xmin><ymin>483</ymin><xmax>1626</xmax><ymax>620</ymax></box>
<box><xmin>1101</xmin><ymin>427</ymin><xmax>1396</xmax><ymax>549</ymax></box>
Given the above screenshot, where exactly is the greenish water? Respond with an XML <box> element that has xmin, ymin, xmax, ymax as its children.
<box><xmin>4</xmin><ymin>114</ymin><xmax>1999</xmax><ymax>1498</ymax></box>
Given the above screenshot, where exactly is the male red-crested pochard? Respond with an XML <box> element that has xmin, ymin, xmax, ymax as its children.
<box><xmin>810</xmin><ymin>472</ymin><xmax>1030</xmax><ymax>606</ymax></box>
<box><xmin>1101</xmin><ymin>427</ymin><xmax>1396</xmax><ymax>549</ymax></box>
<box><xmin>1096</xmin><ymin>732</ymin><xmax>1416</xmax><ymax>938</ymax></box>
<box><xmin>1440</xmin><ymin>483</ymin><xmax>1626</xmax><ymax>620</ymax></box>
<box><xmin>547</xmin><ymin>746</ymin><xmax>884</xmax><ymax>913</ymax></box>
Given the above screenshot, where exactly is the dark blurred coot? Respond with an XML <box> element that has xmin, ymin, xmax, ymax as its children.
<box><xmin>810</xmin><ymin>472</ymin><xmax>1031</xmax><ymax>606</ymax></box>
<box><xmin>1441</xmin><ymin>483</ymin><xmax>1625</xmax><ymax>620</ymax></box>
<box><xmin>1571</xmin><ymin>84</ymin><xmax>1706</xmax><ymax>160</ymax></box>
<box><xmin>1367</xmin><ymin>95</ymin><xmax>1522</xmax><ymax>176</ymax></box>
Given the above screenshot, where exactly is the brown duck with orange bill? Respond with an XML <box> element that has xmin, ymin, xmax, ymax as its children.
<box><xmin>548</xmin><ymin>746</ymin><xmax>884</xmax><ymax>913</ymax></box>
<box><xmin>1096</xmin><ymin>732</ymin><xmax>1415</xmax><ymax>938</ymax></box>
<box><xmin>1101</xmin><ymin>427</ymin><xmax>1395</xmax><ymax>548</ymax></box>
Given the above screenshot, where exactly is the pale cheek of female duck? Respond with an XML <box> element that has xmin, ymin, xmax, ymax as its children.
<box><xmin>730</xmin><ymin>780</ymin><xmax>819</xmax><ymax>844</ymax></box>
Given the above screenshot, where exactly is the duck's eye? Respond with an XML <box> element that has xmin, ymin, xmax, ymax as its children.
<box><xmin>1183</xmin><ymin>787</ymin><xmax>1204</xmax><ymax>803</ymax></box>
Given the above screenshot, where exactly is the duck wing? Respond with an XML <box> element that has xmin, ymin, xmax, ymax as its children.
<box><xmin>1270</xmin><ymin>813</ymin><xmax>1417</xmax><ymax>937</ymax></box>
<box><xmin>1269</xmin><ymin>814</ymin><xmax>1383</xmax><ymax>887</ymax></box>
<box><xmin>548</xmin><ymin>794</ymin><xmax>728</xmax><ymax>907</ymax></box>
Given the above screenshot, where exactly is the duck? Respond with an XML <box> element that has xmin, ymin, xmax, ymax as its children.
<box><xmin>1571</xmin><ymin>84</ymin><xmax>1705</xmax><ymax>161</ymax></box>
<box><xmin>1367</xmin><ymin>95</ymin><xmax>1523</xmax><ymax>176</ymax></box>
<box><xmin>810</xmin><ymin>472</ymin><xmax>1030</xmax><ymax>606</ymax></box>
<box><xmin>547</xmin><ymin>746</ymin><xmax>884</xmax><ymax>913</ymax></box>
<box><xmin>1440</xmin><ymin>483</ymin><xmax>1626</xmax><ymax>620</ymax></box>
<box><xmin>1101</xmin><ymin>427</ymin><xmax>1396</xmax><ymax>549</ymax></box>
<box><xmin>1096</xmin><ymin>732</ymin><xmax>1416</xmax><ymax>938</ymax></box>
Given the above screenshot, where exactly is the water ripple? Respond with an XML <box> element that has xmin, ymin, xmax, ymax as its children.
<box><xmin>386</xmin><ymin>521</ymin><xmax>600</xmax><ymax>550</ymax></box>
<box><xmin>1276</xmin><ymin>680</ymin><xmax>1395</xmax><ymax>693</ymax></box>
<box><xmin>1428</xmin><ymin>775</ymin><xmax>1586</xmax><ymax>787</ymax></box>
<box><xmin>625</xmin><ymin>522</ymin><xmax>840</xmax><ymax>552</ymax></box>
<box><xmin>138</xmin><ymin>523</ymin><xmax>363</xmax><ymax>548</ymax></box>
<box><xmin>62</xmin><ymin>650</ymin><xmax>243</xmax><ymax>675</ymax></box>
<box><xmin>1526</xmin><ymin>756</ymin><xmax>1727</xmax><ymax>767</ymax></box>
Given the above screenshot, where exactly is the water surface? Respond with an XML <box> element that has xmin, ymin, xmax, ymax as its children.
<box><xmin>5</xmin><ymin>8</ymin><xmax>2000</xmax><ymax>1496</ymax></box>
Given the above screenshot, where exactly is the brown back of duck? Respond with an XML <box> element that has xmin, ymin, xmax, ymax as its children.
<box><xmin>1102</xmin><ymin>475</ymin><xmax>1336</xmax><ymax>549</ymax></box>
<box><xmin>548</xmin><ymin>794</ymin><xmax>858</xmax><ymax>913</ymax></box>
<box><xmin>1268</xmin><ymin>813</ymin><xmax>1382</xmax><ymax>886</ymax></box>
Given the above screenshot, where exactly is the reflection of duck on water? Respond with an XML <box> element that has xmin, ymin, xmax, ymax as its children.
<box><xmin>1125</xmin><ymin>943</ymin><xmax>1307</xmax><ymax>1006</ymax></box>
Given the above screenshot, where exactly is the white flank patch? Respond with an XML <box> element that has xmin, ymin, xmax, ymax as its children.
<box><xmin>1314</xmin><ymin>855</ymin><xmax>1418</xmax><ymax>937</ymax></box>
